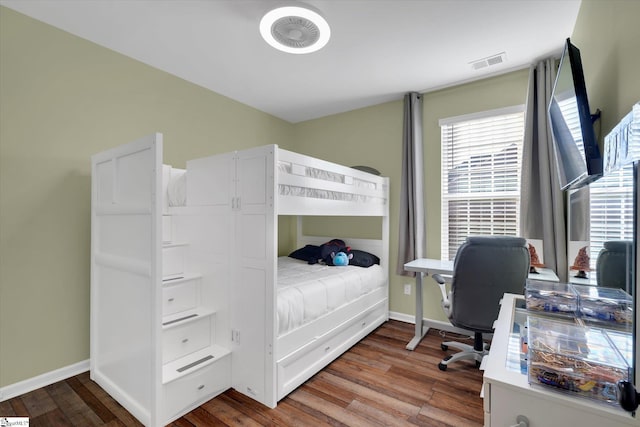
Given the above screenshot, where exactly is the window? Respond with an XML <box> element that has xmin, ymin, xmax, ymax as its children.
<box><xmin>440</xmin><ymin>106</ymin><xmax>525</xmax><ymax>260</ymax></box>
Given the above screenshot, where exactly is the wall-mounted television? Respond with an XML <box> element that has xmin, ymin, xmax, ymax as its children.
<box><xmin>548</xmin><ymin>38</ymin><xmax>602</xmax><ymax>191</ymax></box>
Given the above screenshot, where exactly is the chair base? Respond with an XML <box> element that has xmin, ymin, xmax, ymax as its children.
<box><xmin>438</xmin><ymin>333</ymin><xmax>489</xmax><ymax>371</ymax></box>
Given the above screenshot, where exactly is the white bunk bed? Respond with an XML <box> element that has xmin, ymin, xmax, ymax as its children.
<box><xmin>182</xmin><ymin>144</ymin><xmax>390</xmax><ymax>408</ymax></box>
<box><xmin>91</xmin><ymin>135</ymin><xmax>389</xmax><ymax>426</ymax></box>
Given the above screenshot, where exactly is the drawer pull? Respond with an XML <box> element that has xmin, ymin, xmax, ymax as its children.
<box><xmin>182</xmin><ymin>338</ymin><xmax>189</xmax><ymax>344</ymax></box>
<box><xmin>361</xmin><ymin>321</ymin><xmax>366</xmax><ymax>327</ymax></box>
<box><xmin>168</xmin><ymin>298</ymin><xmax>175</xmax><ymax>302</ymax></box>
<box><xmin>510</xmin><ymin>415</ymin><xmax>529</xmax><ymax>427</ymax></box>
<box><xmin>197</xmin><ymin>384</ymin><xmax>205</xmax><ymax>391</ymax></box>
<box><xmin>324</xmin><ymin>346</ymin><xmax>331</xmax><ymax>352</ymax></box>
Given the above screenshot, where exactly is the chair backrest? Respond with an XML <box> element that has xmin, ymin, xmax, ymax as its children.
<box><xmin>596</xmin><ymin>240</ymin><xmax>634</xmax><ymax>292</ymax></box>
<box><xmin>449</xmin><ymin>236</ymin><xmax>530</xmax><ymax>333</ymax></box>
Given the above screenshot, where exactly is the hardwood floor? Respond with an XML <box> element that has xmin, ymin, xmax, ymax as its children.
<box><xmin>0</xmin><ymin>320</ymin><xmax>485</xmax><ymax>426</ymax></box>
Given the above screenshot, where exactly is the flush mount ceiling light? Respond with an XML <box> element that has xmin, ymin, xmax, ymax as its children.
<box><xmin>260</xmin><ymin>5</ymin><xmax>331</xmax><ymax>54</ymax></box>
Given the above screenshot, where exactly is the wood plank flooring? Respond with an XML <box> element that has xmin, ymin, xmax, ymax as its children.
<box><xmin>1</xmin><ymin>320</ymin><xmax>485</xmax><ymax>426</ymax></box>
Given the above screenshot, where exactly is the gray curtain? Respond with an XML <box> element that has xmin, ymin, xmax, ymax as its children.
<box><xmin>397</xmin><ymin>92</ymin><xmax>425</xmax><ymax>276</ymax></box>
<box><xmin>520</xmin><ymin>59</ymin><xmax>568</xmax><ymax>281</ymax></box>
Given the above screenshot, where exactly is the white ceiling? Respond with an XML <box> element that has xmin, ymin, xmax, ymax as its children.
<box><xmin>1</xmin><ymin>0</ymin><xmax>582</xmax><ymax>123</ymax></box>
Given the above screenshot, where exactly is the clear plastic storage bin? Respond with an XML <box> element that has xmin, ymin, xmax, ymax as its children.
<box><xmin>525</xmin><ymin>280</ymin><xmax>578</xmax><ymax>317</ymax></box>
<box><xmin>527</xmin><ymin>316</ymin><xmax>629</xmax><ymax>405</ymax></box>
<box><xmin>572</xmin><ymin>284</ymin><xmax>633</xmax><ymax>327</ymax></box>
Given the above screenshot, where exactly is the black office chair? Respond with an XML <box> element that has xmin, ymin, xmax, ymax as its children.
<box><xmin>433</xmin><ymin>236</ymin><xmax>530</xmax><ymax>371</ymax></box>
<box><xmin>596</xmin><ymin>240</ymin><xmax>633</xmax><ymax>292</ymax></box>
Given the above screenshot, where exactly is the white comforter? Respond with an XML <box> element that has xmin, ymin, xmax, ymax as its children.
<box><xmin>277</xmin><ymin>257</ymin><xmax>384</xmax><ymax>335</ymax></box>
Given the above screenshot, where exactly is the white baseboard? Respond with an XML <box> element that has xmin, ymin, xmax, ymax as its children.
<box><xmin>388</xmin><ymin>310</ymin><xmax>416</xmax><ymax>324</ymax></box>
<box><xmin>0</xmin><ymin>359</ymin><xmax>89</xmax><ymax>402</ymax></box>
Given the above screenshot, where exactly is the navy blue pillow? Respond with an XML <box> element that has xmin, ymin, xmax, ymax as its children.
<box><xmin>349</xmin><ymin>250</ymin><xmax>380</xmax><ymax>267</ymax></box>
<box><xmin>288</xmin><ymin>245</ymin><xmax>321</xmax><ymax>264</ymax></box>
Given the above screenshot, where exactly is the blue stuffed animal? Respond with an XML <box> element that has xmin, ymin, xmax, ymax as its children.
<box><xmin>331</xmin><ymin>251</ymin><xmax>353</xmax><ymax>266</ymax></box>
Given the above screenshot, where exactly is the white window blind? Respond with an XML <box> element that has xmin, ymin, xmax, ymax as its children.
<box><xmin>588</xmin><ymin>163</ymin><xmax>634</xmax><ymax>269</ymax></box>
<box><xmin>440</xmin><ymin>106</ymin><xmax>525</xmax><ymax>260</ymax></box>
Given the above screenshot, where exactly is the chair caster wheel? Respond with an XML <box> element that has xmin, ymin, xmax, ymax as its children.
<box><xmin>441</xmin><ymin>344</ymin><xmax>448</xmax><ymax>351</ymax></box>
<box><xmin>438</xmin><ymin>362</ymin><xmax>447</xmax><ymax>371</ymax></box>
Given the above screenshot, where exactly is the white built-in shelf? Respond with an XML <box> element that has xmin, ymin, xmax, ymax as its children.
<box><xmin>162</xmin><ymin>308</ymin><xmax>215</xmax><ymax>329</ymax></box>
<box><xmin>162</xmin><ymin>273</ymin><xmax>202</xmax><ymax>285</ymax></box>
<box><xmin>162</xmin><ymin>345</ymin><xmax>231</xmax><ymax>384</ymax></box>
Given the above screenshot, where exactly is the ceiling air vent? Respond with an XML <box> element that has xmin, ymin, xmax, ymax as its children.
<box><xmin>469</xmin><ymin>52</ymin><xmax>507</xmax><ymax>71</ymax></box>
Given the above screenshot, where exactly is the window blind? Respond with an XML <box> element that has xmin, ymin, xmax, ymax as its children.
<box><xmin>588</xmin><ymin>164</ymin><xmax>634</xmax><ymax>268</ymax></box>
<box><xmin>440</xmin><ymin>107</ymin><xmax>525</xmax><ymax>260</ymax></box>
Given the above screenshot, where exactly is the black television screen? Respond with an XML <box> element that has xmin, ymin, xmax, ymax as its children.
<box><xmin>548</xmin><ymin>38</ymin><xmax>602</xmax><ymax>190</ymax></box>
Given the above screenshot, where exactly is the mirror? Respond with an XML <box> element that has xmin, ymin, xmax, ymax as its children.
<box><xmin>567</xmin><ymin>161</ymin><xmax>635</xmax><ymax>293</ymax></box>
<box><xmin>563</xmin><ymin>102</ymin><xmax>639</xmax><ymax>409</ymax></box>
<box><xmin>567</xmin><ymin>161</ymin><xmax>636</xmax><ymax>392</ymax></box>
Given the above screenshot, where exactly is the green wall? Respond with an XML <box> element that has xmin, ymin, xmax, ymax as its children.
<box><xmin>2</xmin><ymin>0</ymin><xmax>640</xmax><ymax>389</ymax></box>
<box><xmin>0</xmin><ymin>7</ymin><xmax>293</xmax><ymax>387</ymax></box>
<box><xmin>572</xmin><ymin>0</ymin><xmax>640</xmax><ymax>137</ymax></box>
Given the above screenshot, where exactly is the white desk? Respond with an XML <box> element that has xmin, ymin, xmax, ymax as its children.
<box><xmin>528</xmin><ymin>267</ymin><xmax>562</xmax><ymax>283</ymax></box>
<box><xmin>483</xmin><ymin>294</ymin><xmax>637</xmax><ymax>426</ymax></box>
<box><xmin>403</xmin><ymin>258</ymin><xmax>559</xmax><ymax>350</ymax></box>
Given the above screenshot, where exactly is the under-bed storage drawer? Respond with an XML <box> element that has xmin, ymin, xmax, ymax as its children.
<box><xmin>163</xmin><ymin>355</ymin><xmax>231</xmax><ymax>423</ymax></box>
<box><xmin>277</xmin><ymin>300</ymin><xmax>387</xmax><ymax>399</ymax></box>
<box><xmin>162</xmin><ymin>279</ymin><xmax>198</xmax><ymax>315</ymax></box>
<box><xmin>163</xmin><ymin>316</ymin><xmax>211</xmax><ymax>363</ymax></box>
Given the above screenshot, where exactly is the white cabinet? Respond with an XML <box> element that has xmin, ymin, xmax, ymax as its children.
<box><xmin>186</xmin><ymin>145</ymin><xmax>278</xmax><ymax>408</ymax></box>
<box><xmin>91</xmin><ymin>134</ymin><xmax>231</xmax><ymax>427</ymax></box>
<box><xmin>482</xmin><ymin>293</ymin><xmax>638</xmax><ymax>426</ymax></box>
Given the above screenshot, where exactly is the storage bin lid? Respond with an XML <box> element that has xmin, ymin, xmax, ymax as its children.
<box><xmin>571</xmin><ymin>284</ymin><xmax>632</xmax><ymax>302</ymax></box>
<box><xmin>526</xmin><ymin>280</ymin><xmax>577</xmax><ymax>296</ymax></box>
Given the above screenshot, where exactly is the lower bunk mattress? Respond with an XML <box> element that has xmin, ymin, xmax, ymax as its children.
<box><xmin>277</xmin><ymin>256</ymin><xmax>385</xmax><ymax>336</ymax></box>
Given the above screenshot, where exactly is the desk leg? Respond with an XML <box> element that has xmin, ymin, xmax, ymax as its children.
<box><xmin>406</xmin><ymin>272</ymin><xmax>429</xmax><ymax>350</ymax></box>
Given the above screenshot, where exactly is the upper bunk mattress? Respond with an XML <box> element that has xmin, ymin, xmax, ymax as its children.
<box><xmin>277</xmin><ymin>257</ymin><xmax>385</xmax><ymax>336</ymax></box>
